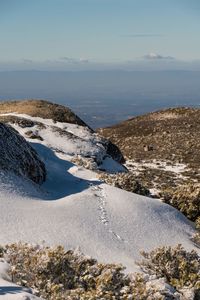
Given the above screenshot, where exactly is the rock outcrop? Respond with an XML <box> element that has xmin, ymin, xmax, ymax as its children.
<box><xmin>0</xmin><ymin>123</ymin><xmax>46</xmax><ymax>184</ymax></box>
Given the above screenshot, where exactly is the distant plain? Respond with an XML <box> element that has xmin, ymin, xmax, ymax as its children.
<box><xmin>0</xmin><ymin>70</ymin><xmax>200</xmax><ymax>128</ymax></box>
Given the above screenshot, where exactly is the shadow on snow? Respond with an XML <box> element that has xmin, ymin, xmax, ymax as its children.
<box><xmin>31</xmin><ymin>142</ymin><xmax>101</xmax><ymax>200</ymax></box>
<box><xmin>0</xmin><ymin>285</ymin><xmax>32</xmax><ymax>295</ymax></box>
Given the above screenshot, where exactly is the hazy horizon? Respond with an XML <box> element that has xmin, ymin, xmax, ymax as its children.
<box><xmin>1</xmin><ymin>0</ymin><xmax>200</xmax><ymax>127</ymax></box>
<box><xmin>0</xmin><ymin>69</ymin><xmax>200</xmax><ymax>128</ymax></box>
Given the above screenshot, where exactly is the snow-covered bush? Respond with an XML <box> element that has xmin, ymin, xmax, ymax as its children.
<box><xmin>192</xmin><ymin>217</ymin><xmax>200</xmax><ymax>247</ymax></box>
<box><xmin>4</xmin><ymin>243</ymin><xmax>127</xmax><ymax>299</ymax></box>
<box><xmin>98</xmin><ymin>172</ymin><xmax>150</xmax><ymax>196</ymax></box>
<box><xmin>161</xmin><ymin>183</ymin><xmax>200</xmax><ymax>222</ymax></box>
<box><xmin>71</xmin><ymin>155</ymin><xmax>98</xmax><ymax>170</ymax></box>
<box><xmin>1</xmin><ymin>243</ymin><xmax>199</xmax><ymax>299</ymax></box>
<box><xmin>0</xmin><ymin>245</ymin><xmax>4</xmax><ymax>257</ymax></box>
<box><xmin>196</xmin><ymin>217</ymin><xmax>200</xmax><ymax>230</ymax></box>
<box><xmin>192</xmin><ymin>232</ymin><xmax>200</xmax><ymax>247</ymax></box>
<box><xmin>138</xmin><ymin>244</ymin><xmax>200</xmax><ymax>298</ymax></box>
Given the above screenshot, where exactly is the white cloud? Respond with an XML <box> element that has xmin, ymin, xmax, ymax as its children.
<box><xmin>60</xmin><ymin>57</ymin><xmax>89</xmax><ymax>64</ymax></box>
<box><xmin>143</xmin><ymin>53</ymin><xmax>175</xmax><ymax>60</ymax></box>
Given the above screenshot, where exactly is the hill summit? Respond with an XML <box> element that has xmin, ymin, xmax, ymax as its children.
<box><xmin>98</xmin><ymin>107</ymin><xmax>200</xmax><ymax>193</ymax></box>
<box><xmin>0</xmin><ymin>99</ymin><xmax>88</xmax><ymax>126</ymax></box>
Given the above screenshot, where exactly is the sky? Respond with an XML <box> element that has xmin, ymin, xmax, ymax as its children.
<box><xmin>0</xmin><ymin>0</ymin><xmax>200</xmax><ymax>70</ymax></box>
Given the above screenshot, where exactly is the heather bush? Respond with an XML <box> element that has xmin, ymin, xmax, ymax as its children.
<box><xmin>161</xmin><ymin>183</ymin><xmax>200</xmax><ymax>222</ymax></box>
<box><xmin>1</xmin><ymin>243</ymin><xmax>199</xmax><ymax>299</ymax></box>
<box><xmin>71</xmin><ymin>155</ymin><xmax>98</xmax><ymax>170</ymax></box>
<box><xmin>98</xmin><ymin>172</ymin><xmax>150</xmax><ymax>196</ymax></box>
<box><xmin>192</xmin><ymin>217</ymin><xmax>200</xmax><ymax>247</ymax></box>
<box><xmin>196</xmin><ymin>217</ymin><xmax>200</xmax><ymax>230</ymax></box>
<box><xmin>4</xmin><ymin>243</ymin><xmax>127</xmax><ymax>299</ymax></box>
<box><xmin>0</xmin><ymin>245</ymin><xmax>4</xmax><ymax>257</ymax></box>
<box><xmin>138</xmin><ymin>244</ymin><xmax>200</xmax><ymax>297</ymax></box>
<box><xmin>192</xmin><ymin>232</ymin><xmax>200</xmax><ymax>247</ymax></box>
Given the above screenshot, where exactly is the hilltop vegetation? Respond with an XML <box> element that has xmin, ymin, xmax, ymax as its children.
<box><xmin>1</xmin><ymin>243</ymin><xmax>199</xmax><ymax>299</ymax></box>
<box><xmin>0</xmin><ymin>99</ymin><xmax>88</xmax><ymax>126</ymax></box>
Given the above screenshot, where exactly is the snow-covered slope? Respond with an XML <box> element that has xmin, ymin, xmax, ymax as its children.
<box><xmin>0</xmin><ymin>107</ymin><xmax>198</xmax><ymax>299</ymax></box>
<box><xmin>0</xmin><ymin>113</ymin><xmax>125</xmax><ymax>173</ymax></box>
<box><xmin>0</xmin><ymin>142</ymin><xmax>196</xmax><ymax>269</ymax></box>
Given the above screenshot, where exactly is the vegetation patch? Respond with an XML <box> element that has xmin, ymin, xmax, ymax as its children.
<box><xmin>161</xmin><ymin>183</ymin><xmax>200</xmax><ymax>222</ymax></box>
<box><xmin>192</xmin><ymin>217</ymin><xmax>200</xmax><ymax>247</ymax></box>
<box><xmin>71</xmin><ymin>155</ymin><xmax>99</xmax><ymax>170</ymax></box>
<box><xmin>138</xmin><ymin>244</ymin><xmax>200</xmax><ymax>293</ymax></box>
<box><xmin>98</xmin><ymin>172</ymin><xmax>150</xmax><ymax>196</ymax></box>
<box><xmin>1</xmin><ymin>243</ymin><xmax>199</xmax><ymax>299</ymax></box>
<box><xmin>0</xmin><ymin>99</ymin><xmax>88</xmax><ymax>127</ymax></box>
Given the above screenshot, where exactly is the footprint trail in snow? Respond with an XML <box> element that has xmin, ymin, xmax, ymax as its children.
<box><xmin>91</xmin><ymin>184</ymin><xmax>129</xmax><ymax>245</ymax></box>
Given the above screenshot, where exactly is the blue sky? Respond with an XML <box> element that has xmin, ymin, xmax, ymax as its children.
<box><xmin>0</xmin><ymin>0</ymin><xmax>200</xmax><ymax>70</ymax></box>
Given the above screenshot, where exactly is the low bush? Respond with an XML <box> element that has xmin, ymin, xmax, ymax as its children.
<box><xmin>1</xmin><ymin>243</ymin><xmax>199</xmax><ymax>299</ymax></box>
<box><xmin>192</xmin><ymin>217</ymin><xmax>200</xmax><ymax>247</ymax></box>
<box><xmin>196</xmin><ymin>217</ymin><xmax>200</xmax><ymax>230</ymax></box>
<box><xmin>161</xmin><ymin>183</ymin><xmax>200</xmax><ymax>222</ymax></box>
<box><xmin>138</xmin><ymin>244</ymin><xmax>200</xmax><ymax>296</ymax></box>
<box><xmin>98</xmin><ymin>172</ymin><xmax>150</xmax><ymax>196</ymax></box>
<box><xmin>71</xmin><ymin>155</ymin><xmax>98</xmax><ymax>170</ymax></box>
<box><xmin>0</xmin><ymin>245</ymin><xmax>4</xmax><ymax>257</ymax></box>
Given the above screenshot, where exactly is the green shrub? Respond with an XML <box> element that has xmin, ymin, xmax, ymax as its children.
<box><xmin>98</xmin><ymin>172</ymin><xmax>150</xmax><ymax>196</ymax></box>
<box><xmin>1</xmin><ymin>243</ymin><xmax>199</xmax><ymax>299</ymax></box>
<box><xmin>162</xmin><ymin>183</ymin><xmax>200</xmax><ymax>222</ymax></box>
<box><xmin>0</xmin><ymin>245</ymin><xmax>4</xmax><ymax>257</ymax></box>
<box><xmin>192</xmin><ymin>232</ymin><xmax>200</xmax><ymax>248</ymax></box>
<box><xmin>138</xmin><ymin>244</ymin><xmax>200</xmax><ymax>293</ymax></box>
<box><xmin>196</xmin><ymin>217</ymin><xmax>200</xmax><ymax>230</ymax></box>
<box><xmin>5</xmin><ymin>243</ymin><xmax>127</xmax><ymax>299</ymax></box>
<box><xmin>192</xmin><ymin>217</ymin><xmax>200</xmax><ymax>247</ymax></box>
<box><xmin>71</xmin><ymin>155</ymin><xmax>98</xmax><ymax>170</ymax></box>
